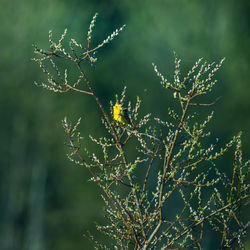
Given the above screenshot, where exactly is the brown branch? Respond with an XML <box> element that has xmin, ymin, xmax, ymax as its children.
<box><xmin>190</xmin><ymin>96</ymin><xmax>221</xmax><ymax>106</ymax></box>
<box><xmin>143</xmin><ymin>99</ymin><xmax>190</xmax><ymax>249</ymax></box>
<box><xmin>66</xmin><ymin>85</ymin><xmax>93</xmax><ymax>95</ymax></box>
<box><xmin>143</xmin><ymin>143</ymin><xmax>161</xmax><ymax>192</ymax></box>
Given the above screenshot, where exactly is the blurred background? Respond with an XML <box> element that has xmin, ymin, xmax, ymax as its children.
<box><xmin>0</xmin><ymin>0</ymin><xmax>249</xmax><ymax>249</ymax></box>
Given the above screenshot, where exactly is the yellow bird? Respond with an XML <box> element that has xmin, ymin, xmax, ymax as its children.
<box><xmin>113</xmin><ymin>103</ymin><xmax>132</xmax><ymax>125</ymax></box>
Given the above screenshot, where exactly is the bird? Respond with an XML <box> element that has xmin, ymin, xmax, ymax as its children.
<box><xmin>113</xmin><ymin>103</ymin><xmax>132</xmax><ymax>125</ymax></box>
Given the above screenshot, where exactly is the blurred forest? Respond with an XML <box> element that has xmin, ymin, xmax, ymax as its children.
<box><xmin>0</xmin><ymin>0</ymin><xmax>249</xmax><ymax>249</ymax></box>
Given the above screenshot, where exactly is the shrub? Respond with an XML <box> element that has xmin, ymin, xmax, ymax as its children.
<box><xmin>33</xmin><ymin>13</ymin><xmax>249</xmax><ymax>249</ymax></box>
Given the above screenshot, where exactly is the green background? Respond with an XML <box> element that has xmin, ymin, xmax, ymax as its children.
<box><xmin>0</xmin><ymin>0</ymin><xmax>249</xmax><ymax>249</ymax></box>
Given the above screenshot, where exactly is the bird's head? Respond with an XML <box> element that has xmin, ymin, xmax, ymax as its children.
<box><xmin>114</xmin><ymin>103</ymin><xmax>121</xmax><ymax>112</ymax></box>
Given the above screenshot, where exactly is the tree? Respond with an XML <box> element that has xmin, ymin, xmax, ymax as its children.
<box><xmin>33</xmin><ymin>13</ymin><xmax>249</xmax><ymax>249</ymax></box>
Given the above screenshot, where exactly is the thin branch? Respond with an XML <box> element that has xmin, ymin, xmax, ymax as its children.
<box><xmin>190</xmin><ymin>96</ymin><xmax>221</xmax><ymax>106</ymax></box>
<box><xmin>163</xmin><ymin>194</ymin><xmax>249</xmax><ymax>249</ymax></box>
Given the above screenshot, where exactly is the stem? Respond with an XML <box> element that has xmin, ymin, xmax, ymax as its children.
<box><xmin>143</xmin><ymin>144</ymin><xmax>161</xmax><ymax>192</ymax></box>
<box><xmin>66</xmin><ymin>85</ymin><xmax>93</xmax><ymax>95</ymax></box>
<box><xmin>143</xmin><ymin>99</ymin><xmax>190</xmax><ymax>249</ymax></box>
<box><xmin>74</xmin><ymin>61</ymin><xmax>119</xmax><ymax>142</ymax></box>
<box><xmin>159</xmin><ymin>100</ymin><xmax>190</xmax><ymax>207</ymax></box>
<box><xmin>119</xmin><ymin>146</ymin><xmax>147</xmax><ymax>242</ymax></box>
